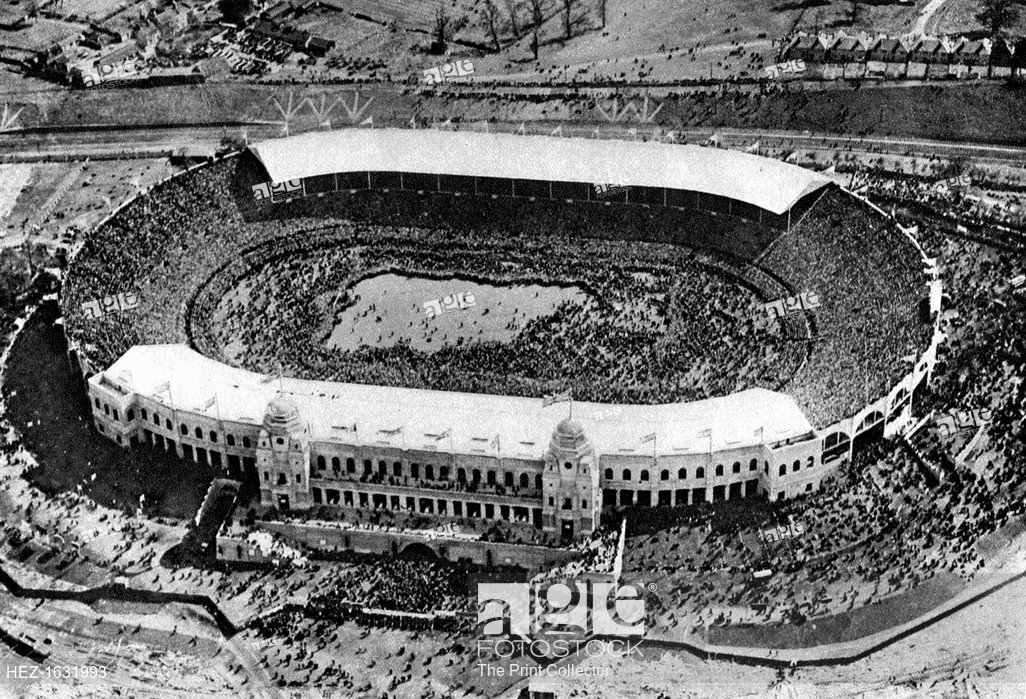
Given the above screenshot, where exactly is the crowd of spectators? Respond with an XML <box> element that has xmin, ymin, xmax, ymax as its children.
<box><xmin>762</xmin><ymin>188</ymin><xmax>932</xmax><ymax>426</ymax></box>
<box><xmin>63</xmin><ymin>156</ymin><xmax>923</xmax><ymax>426</ymax></box>
<box><xmin>625</xmin><ymin>215</ymin><xmax>1026</xmax><ymax>643</ymax></box>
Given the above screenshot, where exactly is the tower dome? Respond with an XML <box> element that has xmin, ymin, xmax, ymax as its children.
<box><xmin>263</xmin><ymin>394</ymin><xmax>303</xmax><ymax>435</ymax></box>
<box><xmin>551</xmin><ymin>418</ymin><xmax>588</xmax><ymax>451</ymax></box>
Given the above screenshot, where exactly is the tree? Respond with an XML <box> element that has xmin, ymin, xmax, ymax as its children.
<box><xmin>561</xmin><ymin>0</ymin><xmax>579</xmax><ymax>40</ymax></box>
<box><xmin>434</xmin><ymin>4</ymin><xmax>450</xmax><ymax>52</ymax></box>
<box><xmin>217</xmin><ymin>0</ymin><xmax>253</xmax><ymax>25</ymax></box>
<box><xmin>597</xmin><ymin>0</ymin><xmax>606</xmax><ymax>29</ymax></box>
<box><xmin>482</xmin><ymin>0</ymin><xmax>502</xmax><ymax>52</ymax></box>
<box><xmin>504</xmin><ymin>0</ymin><xmax>522</xmax><ymax>38</ymax></box>
<box><xmin>848</xmin><ymin>0</ymin><xmax>861</xmax><ymax>25</ymax></box>
<box><xmin>977</xmin><ymin>0</ymin><xmax>1020</xmax><ymax>36</ymax></box>
<box><xmin>528</xmin><ymin>0</ymin><xmax>545</xmax><ymax>60</ymax></box>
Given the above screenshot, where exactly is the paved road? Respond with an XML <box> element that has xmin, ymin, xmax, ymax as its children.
<box><xmin>0</xmin><ymin>122</ymin><xmax>1024</xmax><ymax>169</ymax></box>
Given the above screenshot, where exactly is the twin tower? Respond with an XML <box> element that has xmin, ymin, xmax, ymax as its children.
<box><xmin>256</xmin><ymin>395</ymin><xmax>601</xmax><ymax>539</ymax></box>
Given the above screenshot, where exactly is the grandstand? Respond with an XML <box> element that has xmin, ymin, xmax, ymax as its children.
<box><xmin>61</xmin><ymin>129</ymin><xmax>938</xmax><ymax>540</ymax></box>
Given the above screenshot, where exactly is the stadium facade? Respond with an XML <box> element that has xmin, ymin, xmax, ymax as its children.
<box><xmin>74</xmin><ymin>129</ymin><xmax>942</xmax><ymax>541</ymax></box>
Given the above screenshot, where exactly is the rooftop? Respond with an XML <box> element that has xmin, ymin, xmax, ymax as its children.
<box><xmin>249</xmin><ymin>129</ymin><xmax>830</xmax><ymax>216</ymax></box>
<box><xmin>98</xmin><ymin>345</ymin><xmax>816</xmax><ymax>460</ymax></box>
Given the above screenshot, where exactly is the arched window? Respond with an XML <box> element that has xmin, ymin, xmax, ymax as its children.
<box><xmin>732</xmin><ymin>461</ymin><xmax>740</xmax><ymax>473</ymax></box>
<box><xmin>749</xmin><ymin>458</ymin><xmax>757</xmax><ymax>471</ymax></box>
<box><xmin>153</xmin><ymin>413</ymin><xmax>160</xmax><ymax>426</ymax></box>
<box><xmin>807</xmin><ymin>456</ymin><xmax>815</xmax><ymax>469</ymax></box>
<box><xmin>425</xmin><ymin>464</ymin><xmax>434</xmax><ymax>480</ymax></box>
<box><xmin>660</xmin><ymin>470</ymin><xmax>669</xmax><ymax>481</ymax></box>
<box><xmin>243</xmin><ymin>437</ymin><xmax>251</xmax><ymax>448</ymax></box>
<box><xmin>127</xmin><ymin>409</ymin><xmax>135</xmax><ymax>422</ymax></box>
<box><xmin>103</xmin><ymin>404</ymin><xmax>109</xmax><ymax>415</ymax></box>
<box><xmin>792</xmin><ymin>460</ymin><xmax>800</xmax><ymax>472</ymax></box>
<box><xmin>520</xmin><ymin>473</ymin><xmax>529</xmax><ymax>488</ymax></box>
<box><xmin>458</xmin><ymin>468</ymin><xmax>467</xmax><ymax>483</ymax></box>
<box><xmin>194</xmin><ymin>427</ymin><xmax>202</xmax><ymax>439</ymax></box>
<box><xmin>165</xmin><ymin>419</ymin><xmax>172</xmax><ymax>431</ymax></box>
<box><xmin>439</xmin><ymin>465</ymin><xmax>449</xmax><ymax>480</ymax></box>
<box><xmin>715</xmin><ymin>464</ymin><xmax>724</xmax><ymax>477</ymax></box>
<box><xmin>316</xmin><ymin>455</ymin><xmax>326</xmax><ymax>470</ymax></box>
<box><xmin>487</xmin><ymin>470</ymin><xmax>496</xmax><ymax>485</ymax></box>
<box><xmin>604</xmin><ymin>468</ymin><xmax>613</xmax><ymax>480</ymax></box>
<box><xmin>472</xmin><ymin>469</ymin><xmax>481</xmax><ymax>483</ymax></box>
<box><xmin>210</xmin><ymin>431</ymin><xmax>218</xmax><ymax>443</ymax></box>
<box><xmin>141</xmin><ymin>409</ymin><xmax>148</xmax><ymax>420</ymax></box>
<box><xmin>378</xmin><ymin>460</ymin><xmax>387</xmax><ymax>476</ymax></box>
<box><xmin>678</xmin><ymin>468</ymin><xmax>686</xmax><ymax>479</ymax></box>
<box><xmin>622</xmin><ymin>469</ymin><xmax>632</xmax><ymax>481</ymax></box>
<box><xmin>227</xmin><ymin>434</ymin><xmax>236</xmax><ymax>446</ymax></box>
<box><xmin>640</xmin><ymin>470</ymin><xmax>649</xmax><ymax>482</ymax></box>
<box><xmin>696</xmin><ymin>467</ymin><xmax>705</xmax><ymax>479</ymax></box>
<box><xmin>180</xmin><ymin>424</ymin><xmax>188</xmax><ymax>435</ymax></box>
<box><xmin>363</xmin><ymin>459</ymin><xmax>372</xmax><ymax>474</ymax></box>
<box><xmin>504</xmin><ymin>472</ymin><xmax>514</xmax><ymax>487</ymax></box>
<box><xmin>332</xmin><ymin>457</ymin><xmax>341</xmax><ymax>471</ymax></box>
<box><xmin>410</xmin><ymin>463</ymin><xmax>420</xmax><ymax>479</ymax></box>
<box><xmin>535</xmin><ymin>474</ymin><xmax>542</xmax><ymax>490</ymax></box>
<box><xmin>779</xmin><ymin>464</ymin><xmax>786</xmax><ymax>476</ymax></box>
<box><xmin>346</xmin><ymin>457</ymin><xmax>355</xmax><ymax>472</ymax></box>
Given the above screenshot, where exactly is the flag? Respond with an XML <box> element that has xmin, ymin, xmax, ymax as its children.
<box><xmin>201</xmin><ymin>395</ymin><xmax>216</xmax><ymax>410</ymax></box>
<box><xmin>491</xmin><ymin>434</ymin><xmax>500</xmax><ymax>451</ymax></box>
<box><xmin>436</xmin><ymin>428</ymin><xmax>451</xmax><ymax>441</ymax></box>
<box><xmin>641</xmin><ymin>433</ymin><xmax>656</xmax><ymax>443</ymax></box>
<box><xmin>697</xmin><ymin>428</ymin><xmax>712</xmax><ymax>438</ymax></box>
<box><xmin>154</xmin><ymin>381</ymin><xmax>170</xmax><ymax>394</ymax></box>
<box><xmin>542</xmin><ymin>389</ymin><xmax>572</xmax><ymax>407</ymax></box>
<box><xmin>380</xmin><ymin>426</ymin><xmax>403</xmax><ymax>436</ymax></box>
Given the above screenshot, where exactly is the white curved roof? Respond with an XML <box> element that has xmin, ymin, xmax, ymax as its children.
<box><xmin>100</xmin><ymin>345</ymin><xmax>815</xmax><ymax>459</ymax></box>
<box><xmin>250</xmin><ymin>129</ymin><xmax>830</xmax><ymax>216</ymax></box>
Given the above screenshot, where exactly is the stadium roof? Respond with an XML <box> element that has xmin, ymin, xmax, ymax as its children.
<box><xmin>99</xmin><ymin>345</ymin><xmax>816</xmax><ymax>459</ymax></box>
<box><xmin>249</xmin><ymin>129</ymin><xmax>830</xmax><ymax>216</ymax></box>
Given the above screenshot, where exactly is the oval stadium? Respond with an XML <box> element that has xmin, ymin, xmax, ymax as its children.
<box><xmin>61</xmin><ymin>128</ymin><xmax>940</xmax><ymax>542</ymax></box>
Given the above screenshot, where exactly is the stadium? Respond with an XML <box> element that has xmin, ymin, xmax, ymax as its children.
<box><xmin>61</xmin><ymin>128</ymin><xmax>941</xmax><ymax>542</ymax></box>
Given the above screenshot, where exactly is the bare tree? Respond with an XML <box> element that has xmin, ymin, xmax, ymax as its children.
<box><xmin>977</xmin><ymin>0</ymin><xmax>1020</xmax><ymax>37</ymax></box>
<box><xmin>528</xmin><ymin>0</ymin><xmax>544</xmax><ymax>60</ymax></box>
<box><xmin>434</xmin><ymin>4</ymin><xmax>450</xmax><ymax>52</ymax></box>
<box><xmin>504</xmin><ymin>0</ymin><xmax>522</xmax><ymax>38</ymax></box>
<box><xmin>482</xmin><ymin>0</ymin><xmax>502</xmax><ymax>51</ymax></box>
<box><xmin>848</xmin><ymin>0</ymin><xmax>861</xmax><ymax>25</ymax></box>
<box><xmin>561</xmin><ymin>0</ymin><xmax>579</xmax><ymax>40</ymax></box>
<box><xmin>597</xmin><ymin>0</ymin><xmax>606</xmax><ymax>28</ymax></box>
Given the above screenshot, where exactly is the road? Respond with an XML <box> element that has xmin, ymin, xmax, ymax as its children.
<box><xmin>1</xmin><ymin>121</ymin><xmax>1023</xmax><ymax>169</ymax></box>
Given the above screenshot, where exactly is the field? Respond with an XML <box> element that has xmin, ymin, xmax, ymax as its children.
<box><xmin>316</xmin><ymin>272</ymin><xmax>589</xmax><ymax>354</ymax></box>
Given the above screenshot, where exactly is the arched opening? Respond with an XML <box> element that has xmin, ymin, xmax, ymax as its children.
<box><xmin>400</xmin><ymin>543</ymin><xmax>438</xmax><ymax>560</ymax></box>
